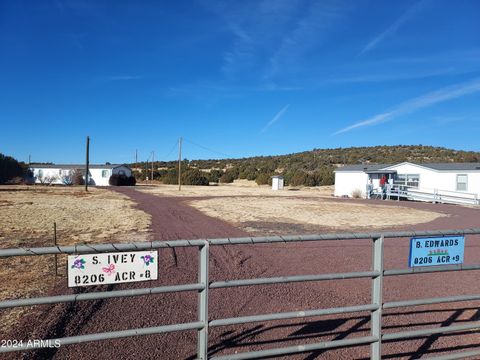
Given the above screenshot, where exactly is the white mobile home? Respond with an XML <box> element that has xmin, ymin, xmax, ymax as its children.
<box><xmin>334</xmin><ymin>162</ymin><xmax>480</xmax><ymax>204</ymax></box>
<box><xmin>29</xmin><ymin>164</ymin><xmax>132</xmax><ymax>186</ymax></box>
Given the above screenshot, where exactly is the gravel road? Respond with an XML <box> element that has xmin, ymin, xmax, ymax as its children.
<box><xmin>6</xmin><ymin>188</ymin><xmax>480</xmax><ymax>360</ymax></box>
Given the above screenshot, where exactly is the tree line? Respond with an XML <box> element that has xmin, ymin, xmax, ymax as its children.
<box><xmin>132</xmin><ymin>145</ymin><xmax>480</xmax><ymax>187</ymax></box>
<box><xmin>0</xmin><ymin>154</ymin><xmax>27</xmax><ymax>184</ymax></box>
<box><xmin>3</xmin><ymin>145</ymin><xmax>480</xmax><ymax>186</ymax></box>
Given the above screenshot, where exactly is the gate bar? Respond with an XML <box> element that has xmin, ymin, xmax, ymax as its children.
<box><xmin>210</xmin><ymin>271</ymin><xmax>379</xmax><ymax>289</ymax></box>
<box><xmin>209</xmin><ymin>304</ymin><xmax>378</xmax><ymax>327</ymax></box>
<box><xmin>425</xmin><ymin>348</ymin><xmax>480</xmax><ymax>360</ymax></box>
<box><xmin>384</xmin><ymin>293</ymin><xmax>480</xmax><ymax>309</ymax></box>
<box><xmin>0</xmin><ymin>283</ymin><xmax>205</xmax><ymax>309</ymax></box>
<box><xmin>209</xmin><ymin>228</ymin><xmax>480</xmax><ymax>246</ymax></box>
<box><xmin>382</xmin><ymin>321</ymin><xmax>480</xmax><ymax>341</ymax></box>
<box><xmin>0</xmin><ymin>321</ymin><xmax>204</xmax><ymax>353</ymax></box>
<box><xmin>2</xmin><ymin>228</ymin><xmax>479</xmax><ymax>257</ymax></box>
<box><xmin>0</xmin><ymin>240</ymin><xmax>206</xmax><ymax>257</ymax></box>
<box><xmin>210</xmin><ymin>335</ymin><xmax>379</xmax><ymax>360</ymax></box>
<box><xmin>385</xmin><ymin>263</ymin><xmax>480</xmax><ymax>276</ymax></box>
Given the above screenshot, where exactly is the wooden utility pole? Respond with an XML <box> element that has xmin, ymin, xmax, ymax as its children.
<box><xmin>178</xmin><ymin>137</ymin><xmax>182</xmax><ymax>191</ymax></box>
<box><xmin>151</xmin><ymin>151</ymin><xmax>154</xmax><ymax>182</ymax></box>
<box><xmin>85</xmin><ymin>136</ymin><xmax>90</xmax><ymax>191</ymax></box>
<box><xmin>135</xmin><ymin>149</ymin><xmax>138</xmax><ymax>164</ymax></box>
<box><xmin>145</xmin><ymin>158</ymin><xmax>149</xmax><ymax>182</ymax></box>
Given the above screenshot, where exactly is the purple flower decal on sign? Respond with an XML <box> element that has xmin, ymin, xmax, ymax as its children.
<box><xmin>72</xmin><ymin>258</ymin><xmax>86</xmax><ymax>270</ymax></box>
<box><xmin>141</xmin><ymin>255</ymin><xmax>154</xmax><ymax>266</ymax></box>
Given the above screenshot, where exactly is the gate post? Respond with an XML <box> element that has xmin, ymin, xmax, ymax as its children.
<box><xmin>197</xmin><ymin>241</ymin><xmax>209</xmax><ymax>359</ymax></box>
<box><xmin>371</xmin><ymin>236</ymin><xmax>384</xmax><ymax>360</ymax></box>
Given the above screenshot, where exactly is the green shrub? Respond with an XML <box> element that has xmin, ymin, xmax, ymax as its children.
<box><xmin>0</xmin><ymin>154</ymin><xmax>25</xmax><ymax>184</ymax></box>
<box><xmin>219</xmin><ymin>172</ymin><xmax>235</xmax><ymax>183</ymax></box>
<box><xmin>319</xmin><ymin>167</ymin><xmax>334</xmax><ymax>185</ymax></box>
<box><xmin>239</xmin><ymin>166</ymin><xmax>257</xmax><ymax>180</ymax></box>
<box><xmin>161</xmin><ymin>169</ymin><xmax>178</xmax><ymax>184</ymax></box>
<box><xmin>289</xmin><ymin>170</ymin><xmax>308</xmax><ymax>186</ymax></box>
<box><xmin>246</xmin><ymin>172</ymin><xmax>257</xmax><ymax>181</ymax></box>
<box><xmin>305</xmin><ymin>173</ymin><xmax>318</xmax><ymax>187</ymax></box>
<box><xmin>181</xmin><ymin>169</ymin><xmax>209</xmax><ymax>186</ymax></box>
<box><xmin>208</xmin><ymin>169</ymin><xmax>224</xmax><ymax>183</ymax></box>
<box><xmin>255</xmin><ymin>173</ymin><xmax>270</xmax><ymax>185</ymax></box>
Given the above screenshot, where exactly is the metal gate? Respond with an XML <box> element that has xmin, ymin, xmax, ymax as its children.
<box><xmin>2</xmin><ymin>228</ymin><xmax>480</xmax><ymax>359</ymax></box>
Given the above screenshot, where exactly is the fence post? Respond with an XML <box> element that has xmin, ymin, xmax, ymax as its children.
<box><xmin>54</xmin><ymin>222</ymin><xmax>59</xmax><ymax>276</ymax></box>
<box><xmin>197</xmin><ymin>241</ymin><xmax>209</xmax><ymax>359</ymax></box>
<box><xmin>371</xmin><ymin>236</ymin><xmax>384</xmax><ymax>360</ymax></box>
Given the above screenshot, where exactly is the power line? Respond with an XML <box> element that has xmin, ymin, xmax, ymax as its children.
<box><xmin>163</xmin><ymin>140</ymin><xmax>180</xmax><ymax>160</ymax></box>
<box><xmin>183</xmin><ymin>138</ymin><xmax>231</xmax><ymax>158</ymax></box>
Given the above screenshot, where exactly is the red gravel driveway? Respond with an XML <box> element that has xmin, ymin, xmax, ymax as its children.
<box><xmin>7</xmin><ymin>188</ymin><xmax>480</xmax><ymax>360</ymax></box>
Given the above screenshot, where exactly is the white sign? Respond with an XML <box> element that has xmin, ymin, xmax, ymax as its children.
<box><xmin>67</xmin><ymin>251</ymin><xmax>158</xmax><ymax>287</ymax></box>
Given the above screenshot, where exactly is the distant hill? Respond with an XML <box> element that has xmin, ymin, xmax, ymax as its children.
<box><xmin>131</xmin><ymin>145</ymin><xmax>480</xmax><ymax>186</ymax></box>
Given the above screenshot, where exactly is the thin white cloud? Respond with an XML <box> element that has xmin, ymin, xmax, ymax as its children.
<box><xmin>213</xmin><ymin>1</ymin><xmax>298</xmax><ymax>78</ymax></box>
<box><xmin>265</xmin><ymin>1</ymin><xmax>349</xmax><ymax>79</ymax></box>
<box><xmin>359</xmin><ymin>0</ymin><xmax>429</xmax><ymax>56</ymax></box>
<box><xmin>328</xmin><ymin>67</ymin><xmax>465</xmax><ymax>84</ymax></box>
<box><xmin>261</xmin><ymin>104</ymin><xmax>290</xmax><ymax>133</ymax></box>
<box><xmin>333</xmin><ymin>77</ymin><xmax>480</xmax><ymax>135</ymax></box>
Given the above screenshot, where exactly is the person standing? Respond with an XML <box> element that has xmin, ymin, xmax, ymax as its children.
<box><xmin>380</xmin><ymin>175</ymin><xmax>387</xmax><ymax>199</ymax></box>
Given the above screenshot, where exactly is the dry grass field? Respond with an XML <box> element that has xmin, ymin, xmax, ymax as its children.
<box><xmin>0</xmin><ymin>185</ymin><xmax>151</xmax><ymax>332</ymax></box>
<box><xmin>139</xmin><ymin>183</ymin><xmax>447</xmax><ymax>234</ymax></box>
<box><xmin>189</xmin><ymin>197</ymin><xmax>446</xmax><ymax>233</ymax></box>
<box><xmin>139</xmin><ymin>181</ymin><xmax>335</xmax><ymax>198</ymax></box>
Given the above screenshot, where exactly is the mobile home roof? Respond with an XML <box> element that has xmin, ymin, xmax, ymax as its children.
<box><xmin>335</xmin><ymin>162</ymin><xmax>480</xmax><ymax>172</ymax></box>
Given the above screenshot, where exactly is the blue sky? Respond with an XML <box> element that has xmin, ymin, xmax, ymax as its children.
<box><xmin>1</xmin><ymin>0</ymin><xmax>480</xmax><ymax>164</ymax></box>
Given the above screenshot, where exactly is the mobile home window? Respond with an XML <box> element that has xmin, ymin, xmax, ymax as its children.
<box><xmin>396</xmin><ymin>174</ymin><xmax>420</xmax><ymax>188</ymax></box>
<box><xmin>456</xmin><ymin>174</ymin><xmax>468</xmax><ymax>191</ymax></box>
<box><xmin>38</xmin><ymin>169</ymin><xmax>43</xmax><ymax>177</ymax></box>
<box><xmin>102</xmin><ymin>170</ymin><xmax>109</xmax><ymax>178</ymax></box>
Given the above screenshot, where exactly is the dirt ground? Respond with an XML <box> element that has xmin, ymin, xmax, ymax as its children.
<box><xmin>139</xmin><ymin>184</ymin><xmax>446</xmax><ymax>233</ymax></box>
<box><xmin>138</xmin><ymin>182</ymin><xmax>335</xmax><ymax>198</ymax></box>
<box><xmin>0</xmin><ymin>185</ymin><xmax>150</xmax><ymax>244</ymax></box>
<box><xmin>5</xmin><ymin>186</ymin><xmax>480</xmax><ymax>360</ymax></box>
<box><xmin>0</xmin><ymin>185</ymin><xmax>151</xmax><ymax>333</ymax></box>
<box><xmin>188</xmin><ymin>197</ymin><xmax>445</xmax><ymax>233</ymax></box>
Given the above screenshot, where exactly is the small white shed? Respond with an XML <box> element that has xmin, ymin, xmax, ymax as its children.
<box><xmin>271</xmin><ymin>175</ymin><xmax>284</xmax><ymax>190</ymax></box>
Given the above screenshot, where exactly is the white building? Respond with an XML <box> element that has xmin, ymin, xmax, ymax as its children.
<box><xmin>334</xmin><ymin>162</ymin><xmax>480</xmax><ymax>204</ymax></box>
<box><xmin>271</xmin><ymin>175</ymin><xmax>284</xmax><ymax>190</ymax></box>
<box><xmin>29</xmin><ymin>164</ymin><xmax>132</xmax><ymax>186</ymax></box>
